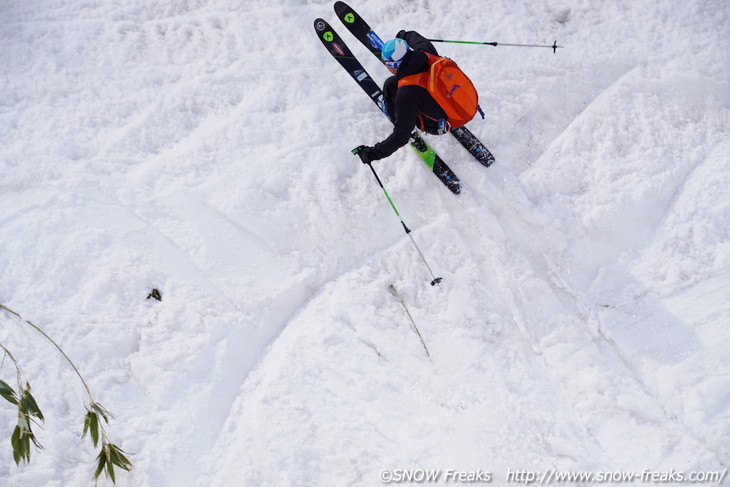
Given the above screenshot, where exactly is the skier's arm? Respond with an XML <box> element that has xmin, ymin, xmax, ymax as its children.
<box><xmin>372</xmin><ymin>88</ymin><xmax>420</xmax><ymax>159</ymax></box>
<box><xmin>397</xmin><ymin>30</ymin><xmax>439</xmax><ymax>56</ymax></box>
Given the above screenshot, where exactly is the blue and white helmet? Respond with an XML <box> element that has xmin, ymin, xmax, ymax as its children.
<box><xmin>381</xmin><ymin>38</ymin><xmax>410</xmax><ymax>69</ymax></box>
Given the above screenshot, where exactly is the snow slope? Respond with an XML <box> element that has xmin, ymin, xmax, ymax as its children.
<box><xmin>1</xmin><ymin>0</ymin><xmax>728</xmax><ymax>485</ymax></box>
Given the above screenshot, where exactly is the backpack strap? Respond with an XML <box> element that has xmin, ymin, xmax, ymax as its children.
<box><xmin>397</xmin><ymin>52</ymin><xmax>442</xmax><ymax>91</ymax></box>
<box><xmin>398</xmin><ymin>71</ymin><xmax>429</xmax><ymax>89</ymax></box>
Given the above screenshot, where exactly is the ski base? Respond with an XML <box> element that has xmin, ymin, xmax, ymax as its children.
<box><xmin>451</xmin><ymin>126</ymin><xmax>495</xmax><ymax>167</ymax></box>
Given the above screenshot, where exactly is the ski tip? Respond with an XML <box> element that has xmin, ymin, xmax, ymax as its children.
<box><xmin>334</xmin><ymin>0</ymin><xmax>351</xmax><ymax>13</ymax></box>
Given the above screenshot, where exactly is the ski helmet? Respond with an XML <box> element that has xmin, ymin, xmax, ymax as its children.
<box><xmin>381</xmin><ymin>38</ymin><xmax>410</xmax><ymax>69</ymax></box>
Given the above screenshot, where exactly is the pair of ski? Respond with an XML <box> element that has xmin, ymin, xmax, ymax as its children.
<box><xmin>315</xmin><ymin>1</ymin><xmax>495</xmax><ymax>195</ymax></box>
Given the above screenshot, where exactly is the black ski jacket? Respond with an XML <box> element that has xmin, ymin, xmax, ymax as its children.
<box><xmin>372</xmin><ymin>31</ymin><xmax>447</xmax><ymax>160</ymax></box>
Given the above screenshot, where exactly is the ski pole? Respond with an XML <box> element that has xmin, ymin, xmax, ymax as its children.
<box><xmin>428</xmin><ymin>39</ymin><xmax>563</xmax><ymax>53</ymax></box>
<box><xmin>352</xmin><ymin>146</ymin><xmax>443</xmax><ymax>287</ymax></box>
<box><xmin>389</xmin><ymin>284</ymin><xmax>431</xmax><ymax>359</ymax></box>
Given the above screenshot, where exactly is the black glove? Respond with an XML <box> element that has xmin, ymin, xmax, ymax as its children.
<box><xmin>352</xmin><ymin>145</ymin><xmax>378</xmax><ymax>164</ymax></box>
<box><xmin>396</xmin><ymin>30</ymin><xmax>407</xmax><ymax>40</ymax></box>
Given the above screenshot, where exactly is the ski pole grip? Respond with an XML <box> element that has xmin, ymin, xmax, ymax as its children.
<box><xmin>352</xmin><ymin>145</ymin><xmax>375</xmax><ymax>166</ymax></box>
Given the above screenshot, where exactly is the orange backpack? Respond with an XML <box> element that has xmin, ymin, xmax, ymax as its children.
<box><xmin>398</xmin><ymin>52</ymin><xmax>482</xmax><ymax>130</ymax></box>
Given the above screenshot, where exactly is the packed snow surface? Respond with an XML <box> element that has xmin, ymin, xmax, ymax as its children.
<box><xmin>1</xmin><ymin>0</ymin><xmax>728</xmax><ymax>485</ymax></box>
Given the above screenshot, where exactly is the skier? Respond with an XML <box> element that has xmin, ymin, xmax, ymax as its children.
<box><xmin>355</xmin><ymin>30</ymin><xmax>449</xmax><ymax>164</ymax></box>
